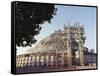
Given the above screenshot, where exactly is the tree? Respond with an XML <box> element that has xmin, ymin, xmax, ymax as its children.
<box><xmin>15</xmin><ymin>2</ymin><xmax>57</xmax><ymax>47</ymax></box>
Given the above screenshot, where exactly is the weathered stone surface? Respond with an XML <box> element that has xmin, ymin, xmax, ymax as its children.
<box><xmin>27</xmin><ymin>30</ymin><xmax>67</xmax><ymax>53</ymax></box>
<box><xmin>27</xmin><ymin>24</ymin><xmax>85</xmax><ymax>54</ymax></box>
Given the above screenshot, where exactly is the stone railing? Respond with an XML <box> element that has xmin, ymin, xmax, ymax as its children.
<box><xmin>16</xmin><ymin>53</ymin><xmax>68</xmax><ymax>68</ymax></box>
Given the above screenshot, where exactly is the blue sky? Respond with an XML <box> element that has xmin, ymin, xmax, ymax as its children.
<box><xmin>17</xmin><ymin>5</ymin><xmax>97</xmax><ymax>54</ymax></box>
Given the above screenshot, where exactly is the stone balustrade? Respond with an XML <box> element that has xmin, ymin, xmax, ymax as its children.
<box><xmin>16</xmin><ymin>53</ymin><xmax>68</xmax><ymax>68</ymax></box>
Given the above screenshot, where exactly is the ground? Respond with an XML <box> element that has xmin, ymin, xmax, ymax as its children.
<box><xmin>16</xmin><ymin>64</ymin><xmax>96</xmax><ymax>74</ymax></box>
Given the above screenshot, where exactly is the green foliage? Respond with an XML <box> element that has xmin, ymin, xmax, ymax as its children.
<box><xmin>15</xmin><ymin>2</ymin><xmax>57</xmax><ymax>47</ymax></box>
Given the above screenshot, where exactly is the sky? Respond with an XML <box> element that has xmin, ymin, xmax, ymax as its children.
<box><xmin>17</xmin><ymin>5</ymin><xmax>97</xmax><ymax>55</ymax></box>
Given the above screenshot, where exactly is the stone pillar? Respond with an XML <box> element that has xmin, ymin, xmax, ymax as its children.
<box><xmin>79</xmin><ymin>41</ymin><xmax>84</xmax><ymax>66</ymax></box>
<box><xmin>53</xmin><ymin>53</ymin><xmax>57</xmax><ymax>67</ymax></box>
<box><xmin>46</xmin><ymin>55</ymin><xmax>49</xmax><ymax>67</ymax></box>
<box><xmin>78</xmin><ymin>27</ymin><xmax>84</xmax><ymax>66</ymax></box>
<box><xmin>61</xmin><ymin>53</ymin><xmax>64</xmax><ymax>67</ymax></box>
<box><xmin>32</xmin><ymin>55</ymin><xmax>35</xmax><ymax>67</ymax></box>
<box><xmin>34</xmin><ymin>55</ymin><xmax>36</xmax><ymax>67</ymax></box>
<box><xmin>66</xmin><ymin>25</ymin><xmax>72</xmax><ymax>67</ymax></box>
<box><xmin>37</xmin><ymin>55</ymin><xmax>39</xmax><ymax>67</ymax></box>
<box><xmin>67</xmin><ymin>40</ymin><xmax>72</xmax><ymax>67</ymax></box>
<box><xmin>39</xmin><ymin>55</ymin><xmax>42</xmax><ymax>66</ymax></box>
<box><xmin>49</xmin><ymin>54</ymin><xmax>53</xmax><ymax>66</ymax></box>
<box><xmin>48</xmin><ymin>54</ymin><xmax>51</xmax><ymax>66</ymax></box>
<box><xmin>56</xmin><ymin>53</ymin><xmax>58</xmax><ymax>67</ymax></box>
<box><xmin>44</xmin><ymin>54</ymin><xmax>46</xmax><ymax>66</ymax></box>
<box><xmin>64</xmin><ymin>53</ymin><xmax>68</xmax><ymax>66</ymax></box>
